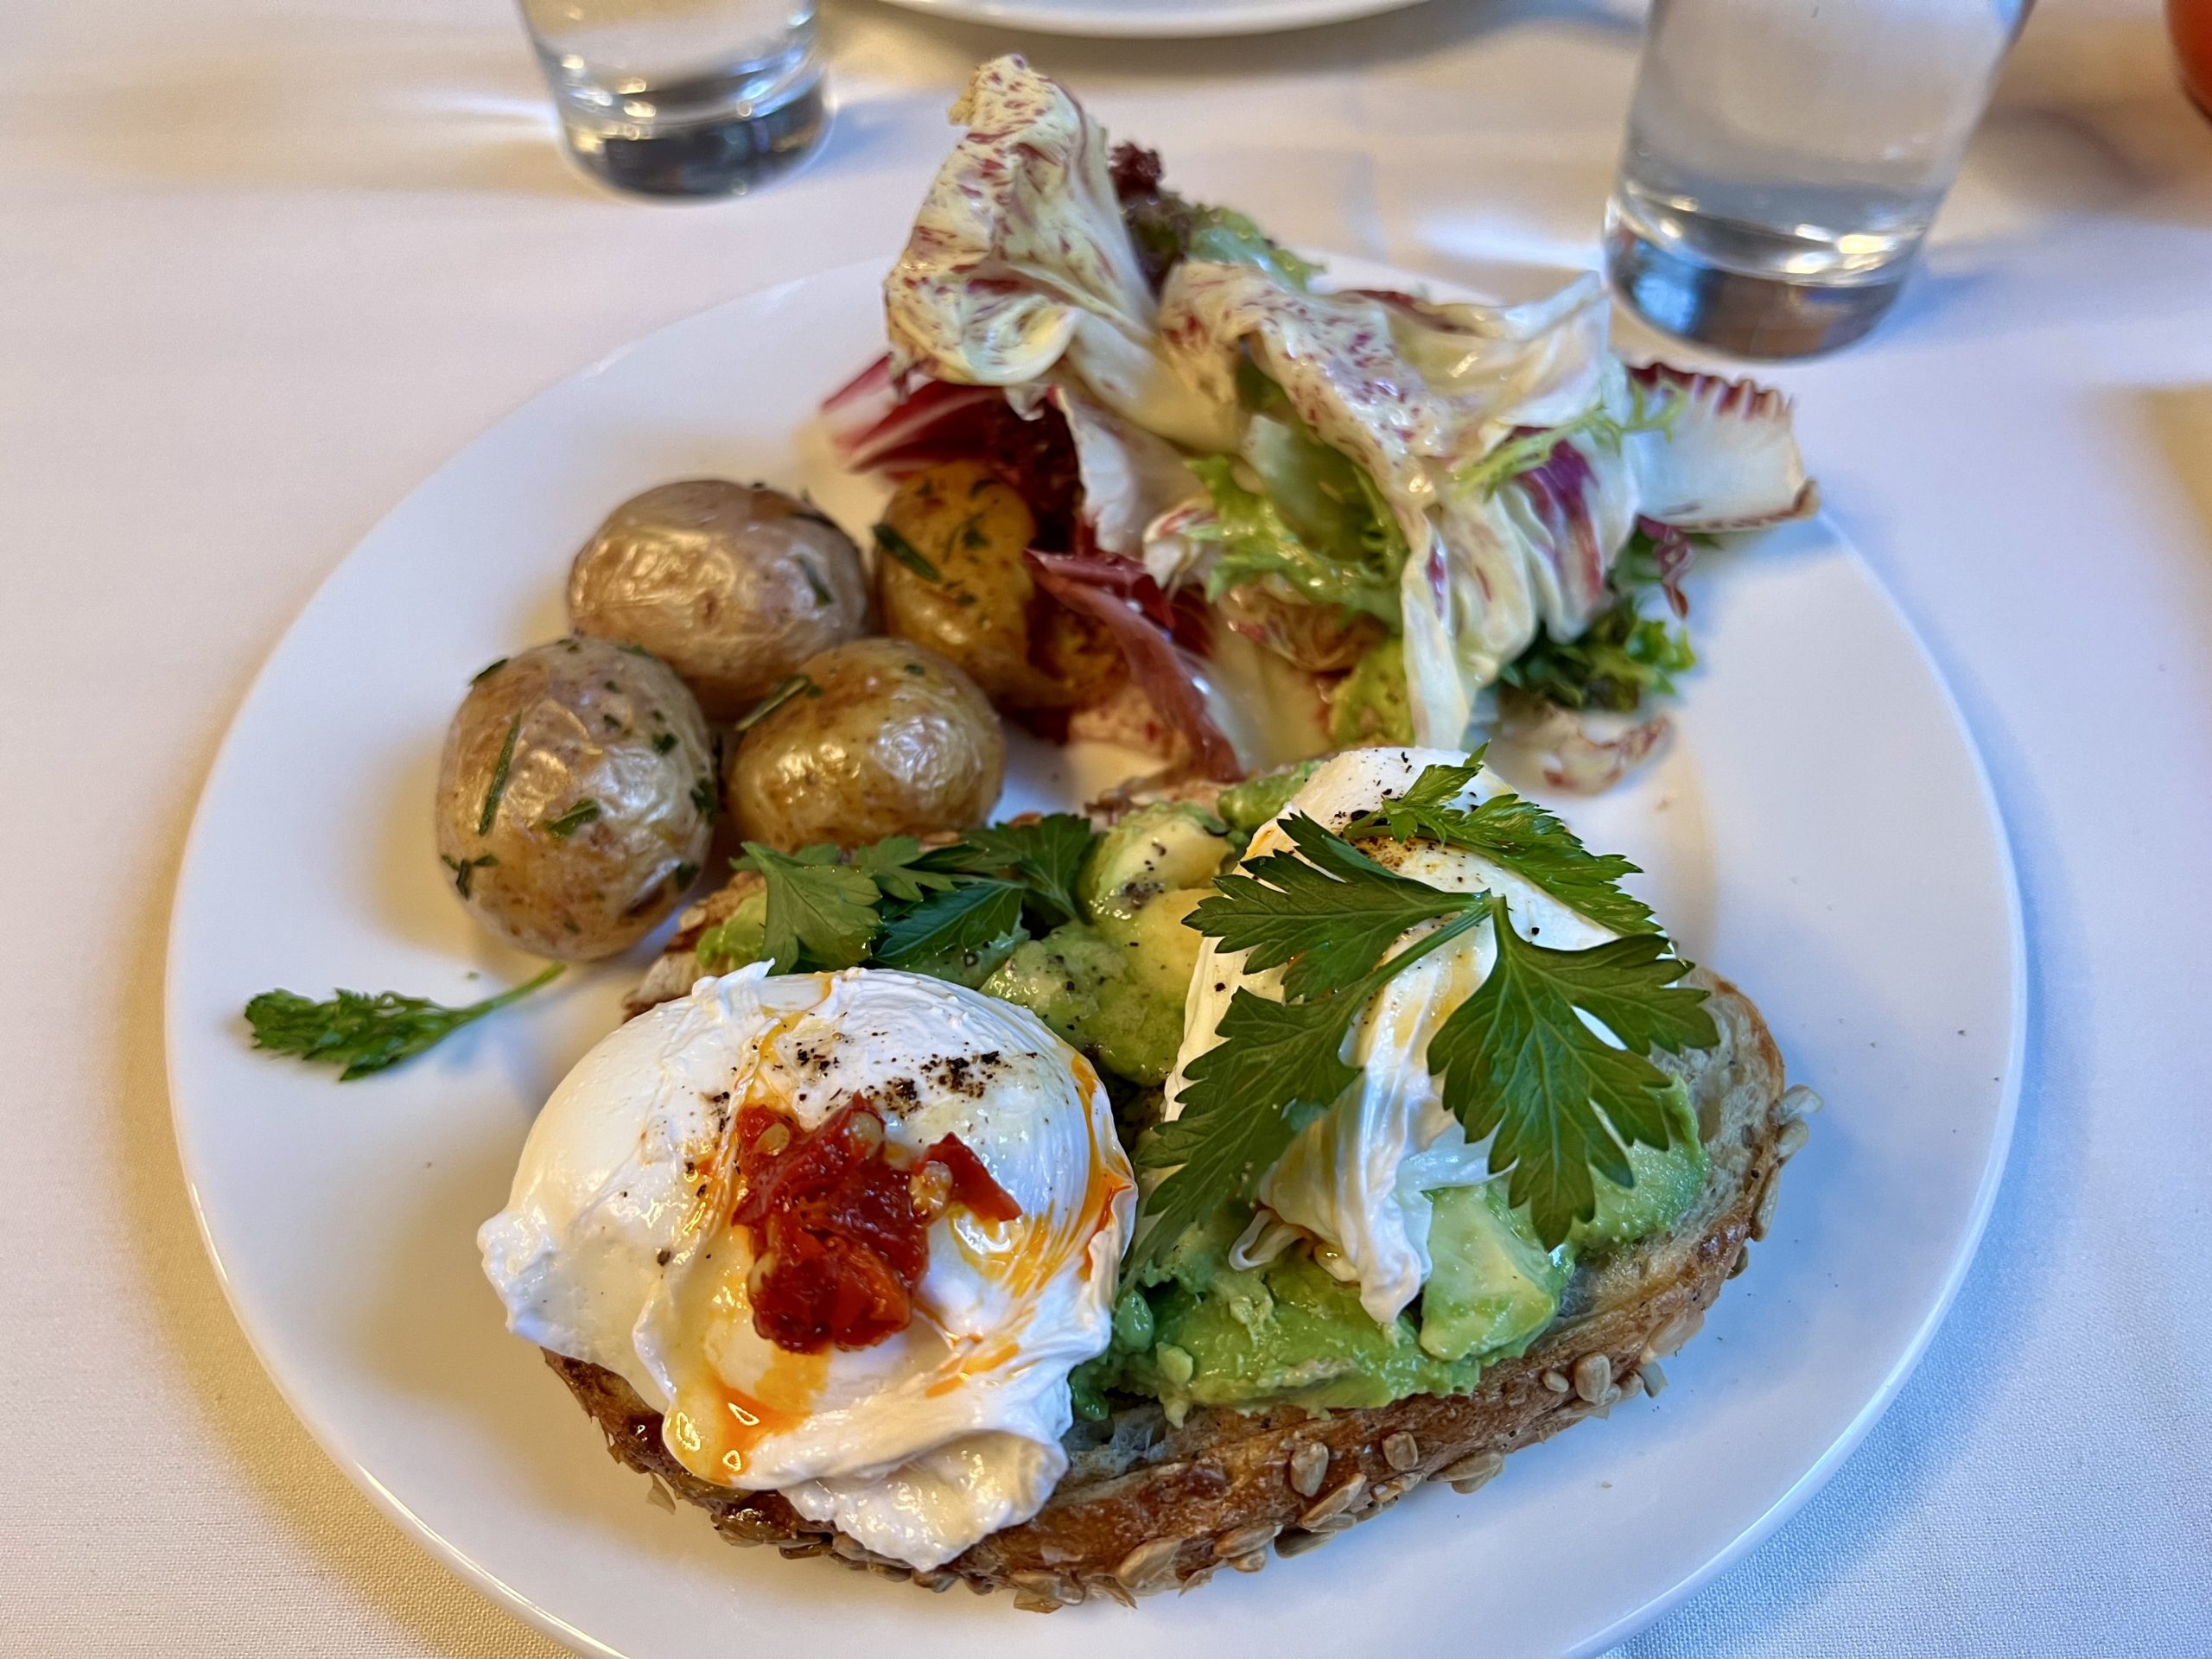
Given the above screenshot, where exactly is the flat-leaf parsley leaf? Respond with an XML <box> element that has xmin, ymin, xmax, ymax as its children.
<box><xmin>1187</xmin><ymin>813</ymin><xmax>1482</xmax><ymax>999</ymax></box>
<box><xmin>1134</xmin><ymin>909</ymin><xmax>1488</xmax><ymax>1274</ymax></box>
<box><xmin>1428</xmin><ymin>893</ymin><xmax>1716</xmax><ymax>1246</ymax></box>
<box><xmin>244</xmin><ymin>964</ymin><xmax>563</xmax><ymax>1081</ymax></box>
<box><xmin>1344</xmin><ymin>751</ymin><xmax>1657</xmax><ymax>935</ymax></box>
<box><xmin>735</xmin><ymin>842</ymin><xmax>880</xmax><ymax>972</ymax></box>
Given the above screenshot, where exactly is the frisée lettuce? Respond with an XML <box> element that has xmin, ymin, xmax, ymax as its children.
<box><xmin>867</xmin><ymin>56</ymin><xmax>1819</xmax><ymax>782</ymax></box>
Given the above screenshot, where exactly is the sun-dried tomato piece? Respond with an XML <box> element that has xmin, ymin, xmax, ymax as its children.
<box><xmin>919</xmin><ymin>1135</ymin><xmax>1022</xmax><ymax>1224</ymax></box>
<box><xmin>732</xmin><ymin>1098</ymin><xmax>1021</xmax><ymax>1353</ymax></box>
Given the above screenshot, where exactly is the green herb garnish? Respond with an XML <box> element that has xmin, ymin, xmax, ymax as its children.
<box><xmin>690</xmin><ymin>777</ymin><xmax>720</xmax><ymax>823</ymax></box>
<box><xmin>1341</xmin><ymin>750</ymin><xmax>1657</xmax><ymax>936</ymax></box>
<box><xmin>244</xmin><ymin>964</ymin><xmax>563</xmax><ymax>1081</ymax></box>
<box><xmin>1132</xmin><ymin>889</ymin><xmax>1489</xmax><ymax>1274</ymax></box>
<box><xmin>874</xmin><ymin>880</ymin><xmax>1027</xmax><ymax>969</ymax></box>
<box><xmin>1187</xmin><ymin>814</ymin><xmax>1479</xmax><ymax>998</ymax></box>
<box><xmin>734</xmin><ymin>842</ymin><xmax>882</xmax><ymax>973</ymax></box>
<box><xmin>541</xmin><ymin>799</ymin><xmax>601</xmax><ymax>839</ymax></box>
<box><xmin>733</xmin><ymin>674</ymin><xmax>818</xmax><ymax>734</ymax></box>
<box><xmin>440</xmin><ymin>853</ymin><xmax>497</xmax><ymax>898</ymax></box>
<box><xmin>469</xmin><ymin>658</ymin><xmax>507</xmax><ymax>686</ymax></box>
<box><xmin>475</xmin><ymin>713</ymin><xmax>523</xmax><ymax>835</ymax></box>
<box><xmin>652</xmin><ymin>731</ymin><xmax>678</xmax><ymax>754</ymax></box>
<box><xmin>1428</xmin><ymin>894</ymin><xmax>1715</xmax><ymax>1245</ymax></box>
<box><xmin>850</xmin><ymin>836</ymin><xmax>957</xmax><ymax>903</ymax></box>
<box><xmin>923</xmin><ymin>814</ymin><xmax>1094</xmax><ymax>928</ymax></box>
<box><xmin>712</xmin><ymin>817</ymin><xmax>1103</xmax><ymax>977</ymax></box>
<box><xmin>1130</xmin><ymin>751</ymin><xmax>1717</xmax><ymax>1267</ymax></box>
<box><xmin>874</xmin><ymin>523</ymin><xmax>941</xmax><ymax>582</ymax></box>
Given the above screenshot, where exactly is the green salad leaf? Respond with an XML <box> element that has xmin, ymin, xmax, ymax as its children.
<box><xmin>1501</xmin><ymin>556</ymin><xmax>1696</xmax><ymax>715</ymax></box>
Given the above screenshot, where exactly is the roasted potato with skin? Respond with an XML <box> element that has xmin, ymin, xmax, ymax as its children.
<box><xmin>874</xmin><ymin>461</ymin><xmax>1121</xmax><ymax>710</ymax></box>
<box><xmin>568</xmin><ymin>480</ymin><xmax>869</xmax><ymax>721</ymax></box>
<box><xmin>727</xmin><ymin>638</ymin><xmax>1003</xmax><ymax>850</ymax></box>
<box><xmin>435</xmin><ymin>638</ymin><xmax>716</xmax><ymax>961</ymax></box>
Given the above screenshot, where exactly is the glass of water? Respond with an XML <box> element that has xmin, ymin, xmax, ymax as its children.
<box><xmin>1605</xmin><ymin>0</ymin><xmax>2029</xmax><ymax>356</ymax></box>
<box><xmin>520</xmin><ymin>0</ymin><xmax>826</xmax><ymax>199</ymax></box>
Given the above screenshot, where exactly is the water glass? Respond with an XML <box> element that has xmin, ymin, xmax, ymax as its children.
<box><xmin>520</xmin><ymin>0</ymin><xmax>826</xmax><ymax>199</ymax></box>
<box><xmin>1605</xmin><ymin>0</ymin><xmax>2030</xmax><ymax>356</ymax></box>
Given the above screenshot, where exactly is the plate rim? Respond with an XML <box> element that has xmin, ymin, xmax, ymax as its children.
<box><xmin>869</xmin><ymin>0</ymin><xmax>1428</xmax><ymax>39</ymax></box>
<box><xmin>163</xmin><ymin>253</ymin><xmax>2026</xmax><ymax>1659</ymax></box>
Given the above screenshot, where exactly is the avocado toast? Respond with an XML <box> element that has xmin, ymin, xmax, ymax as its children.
<box><xmin>557</xmin><ymin>748</ymin><xmax>1810</xmax><ymax>1605</ymax></box>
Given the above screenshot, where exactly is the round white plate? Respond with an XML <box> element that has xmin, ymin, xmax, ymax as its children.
<box><xmin>167</xmin><ymin>257</ymin><xmax>2022</xmax><ymax>1659</ymax></box>
<box><xmin>872</xmin><ymin>0</ymin><xmax>1425</xmax><ymax>39</ymax></box>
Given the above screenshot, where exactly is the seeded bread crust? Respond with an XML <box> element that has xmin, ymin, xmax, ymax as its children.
<box><xmin>544</xmin><ymin>970</ymin><xmax>1802</xmax><ymax>1609</ymax></box>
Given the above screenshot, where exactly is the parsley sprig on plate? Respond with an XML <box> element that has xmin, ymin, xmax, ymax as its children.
<box><xmin>244</xmin><ymin>964</ymin><xmax>564</xmax><ymax>1081</ymax></box>
<box><xmin>730</xmin><ymin>815</ymin><xmax>1097</xmax><ymax>975</ymax></box>
<box><xmin>1132</xmin><ymin>754</ymin><xmax>1717</xmax><ymax>1267</ymax></box>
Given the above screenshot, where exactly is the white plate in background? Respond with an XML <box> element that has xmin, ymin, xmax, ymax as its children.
<box><xmin>871</xmin><ymin>0</ymin><xmax>1426</xmax><ymax>40</ymax></box>
<box><xmin>165</xmin><ymin>257</ymin><xmax>2022</xmax><ymax>1659</ymax></box>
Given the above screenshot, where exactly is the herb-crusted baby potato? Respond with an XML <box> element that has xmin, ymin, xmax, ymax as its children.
<box><xmin>725</xmin><ymin>638</ymin><xmax>1004</xmax><ymax>851</ymax></box>
<box><xmin>435</xmin><ymin>639</ymin><xmax>715</xmax><ymax>961</ymax></box>
<box><xmin>874</xmin><ymin>461</ymin><xmax>1121</xmax><ymax>711</ymax></box>
<box><xmin>568</xmin><ymin>480</ymin><xmax>870</xmax><ymax>721</ymax></box>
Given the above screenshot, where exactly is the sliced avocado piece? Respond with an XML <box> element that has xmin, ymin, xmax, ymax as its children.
<box><xmin>1571</xmin><ymin>1079</ymin><xmax>1707</xmax><ymax>1249</ymax></box>
<box><xmin>1077</xmin><ymin>803</ymin><xmax>1229</xmax><ymax>925</ymax></box>
<box><xmin>981</xmin><ymin>910</ymin><xmax>1193</xmax><ymax>1087</ymax></box>
<box><xmin>1418</xmin><ymin>1181</ymin><xmax>1574</xmax><ymax>1363</ymax></box>
<box><xmin>1215</xmin><ymin>758</ymin><xmax>1322</xmax><ymax>836</ymax></box>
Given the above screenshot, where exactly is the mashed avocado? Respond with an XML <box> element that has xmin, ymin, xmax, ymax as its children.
<box><xmin>1077</xmin><ymin>1208</ymin><xmax>1487</xmax><ymax>1424</ymax></box>
<box><xmin>1573</xmin><ymin>1080</ymin><xmax>1706</xmax><ymax>1248</ymax></box>
<box><xmin>1216</xmin><ymin>760</ymin><xmax>1323</xmax><ymax>838</ymax></box>
<box><xmin>1329</xmin><ymin>639</ymin><xmax>1414</xmax><ymax>747</ymax></box>
<box><xmin>982</xmin><ymin>904</ymin><xmax>1200</xmax><ymax>1087</ymax></box>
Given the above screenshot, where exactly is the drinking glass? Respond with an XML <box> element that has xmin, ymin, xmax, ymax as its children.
<box><xmin>1605</xmin><ymin>0</ymin><xmax>2030</xmax><ymax>356</ymax></box>
<box><xmin>519</xmin><ymin>0</ymin><xmax>825</xmax><ymax>199</ymax></box>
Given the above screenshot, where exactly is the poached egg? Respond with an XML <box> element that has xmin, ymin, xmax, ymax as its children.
<box><xmin>480</xmin><ymin>964</ymin><xmax>1134</xmax><ymax>1570</ymax></box>
<box><xmin>1163</xmin><ymin>747</ymin><xmax>1617</xmax><ymax>1325</ymax></box>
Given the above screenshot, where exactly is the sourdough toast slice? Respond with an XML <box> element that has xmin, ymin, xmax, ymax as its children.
<box><xmin>543</xmin><ymin>971</ymin><xmax>1807</xmax><ymax>1609</ymax></box>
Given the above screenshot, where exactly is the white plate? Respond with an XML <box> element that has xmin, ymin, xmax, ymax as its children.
<box><xmin>874</xmin><ymin>0</ymin><xmax>1426</xmax><ymax>39</ymax></box>
<box><xmin>166</xmin><ymin>257</ymin><xmax>2022</xmax><ymax>1659</ymax></box>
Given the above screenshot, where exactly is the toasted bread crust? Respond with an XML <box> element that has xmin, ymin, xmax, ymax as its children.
<box><xmin>546</xmin><ymin>973</ymin><xmax>1799</xmax><ymax>1608</ymax></box>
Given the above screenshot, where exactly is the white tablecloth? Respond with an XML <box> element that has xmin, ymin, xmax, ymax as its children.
<box><xmin>5</xmin><ymin>0</ymin><xmax>2209</xmax><ymax>1650</ymax></box>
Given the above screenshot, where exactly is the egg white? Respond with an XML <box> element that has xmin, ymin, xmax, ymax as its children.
<box><xmin>1163</xmin><ymin>747</ymin><xmax>1617</xmax><ymax>1325</ymax></box>
<box><xmin>480</xmin><ymin>965</ymin><xmax>1134</xmax><ymax>1570</ymax></box>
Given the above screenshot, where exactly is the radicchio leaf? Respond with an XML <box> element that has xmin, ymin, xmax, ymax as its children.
<box><xmin>1626</xmin><ymin>363</ymin><xmax>1818</xmax><ymax>531</ymax></box>
<box><xmin>1027</xmin><ymin>550</ymin><xmax>1243</xmax><ymax>781</ymax></box>
<box><xmin>884</xmin><ymin>57</ymin><xmax>1236</xmax><ymax>453</ymax></box>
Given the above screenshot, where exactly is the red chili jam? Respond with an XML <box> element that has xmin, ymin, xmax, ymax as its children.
<box><xmin>731</xmin><ymin>1097</ymin><xmax>1020</xmax><ymax>1353</ymax></box>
